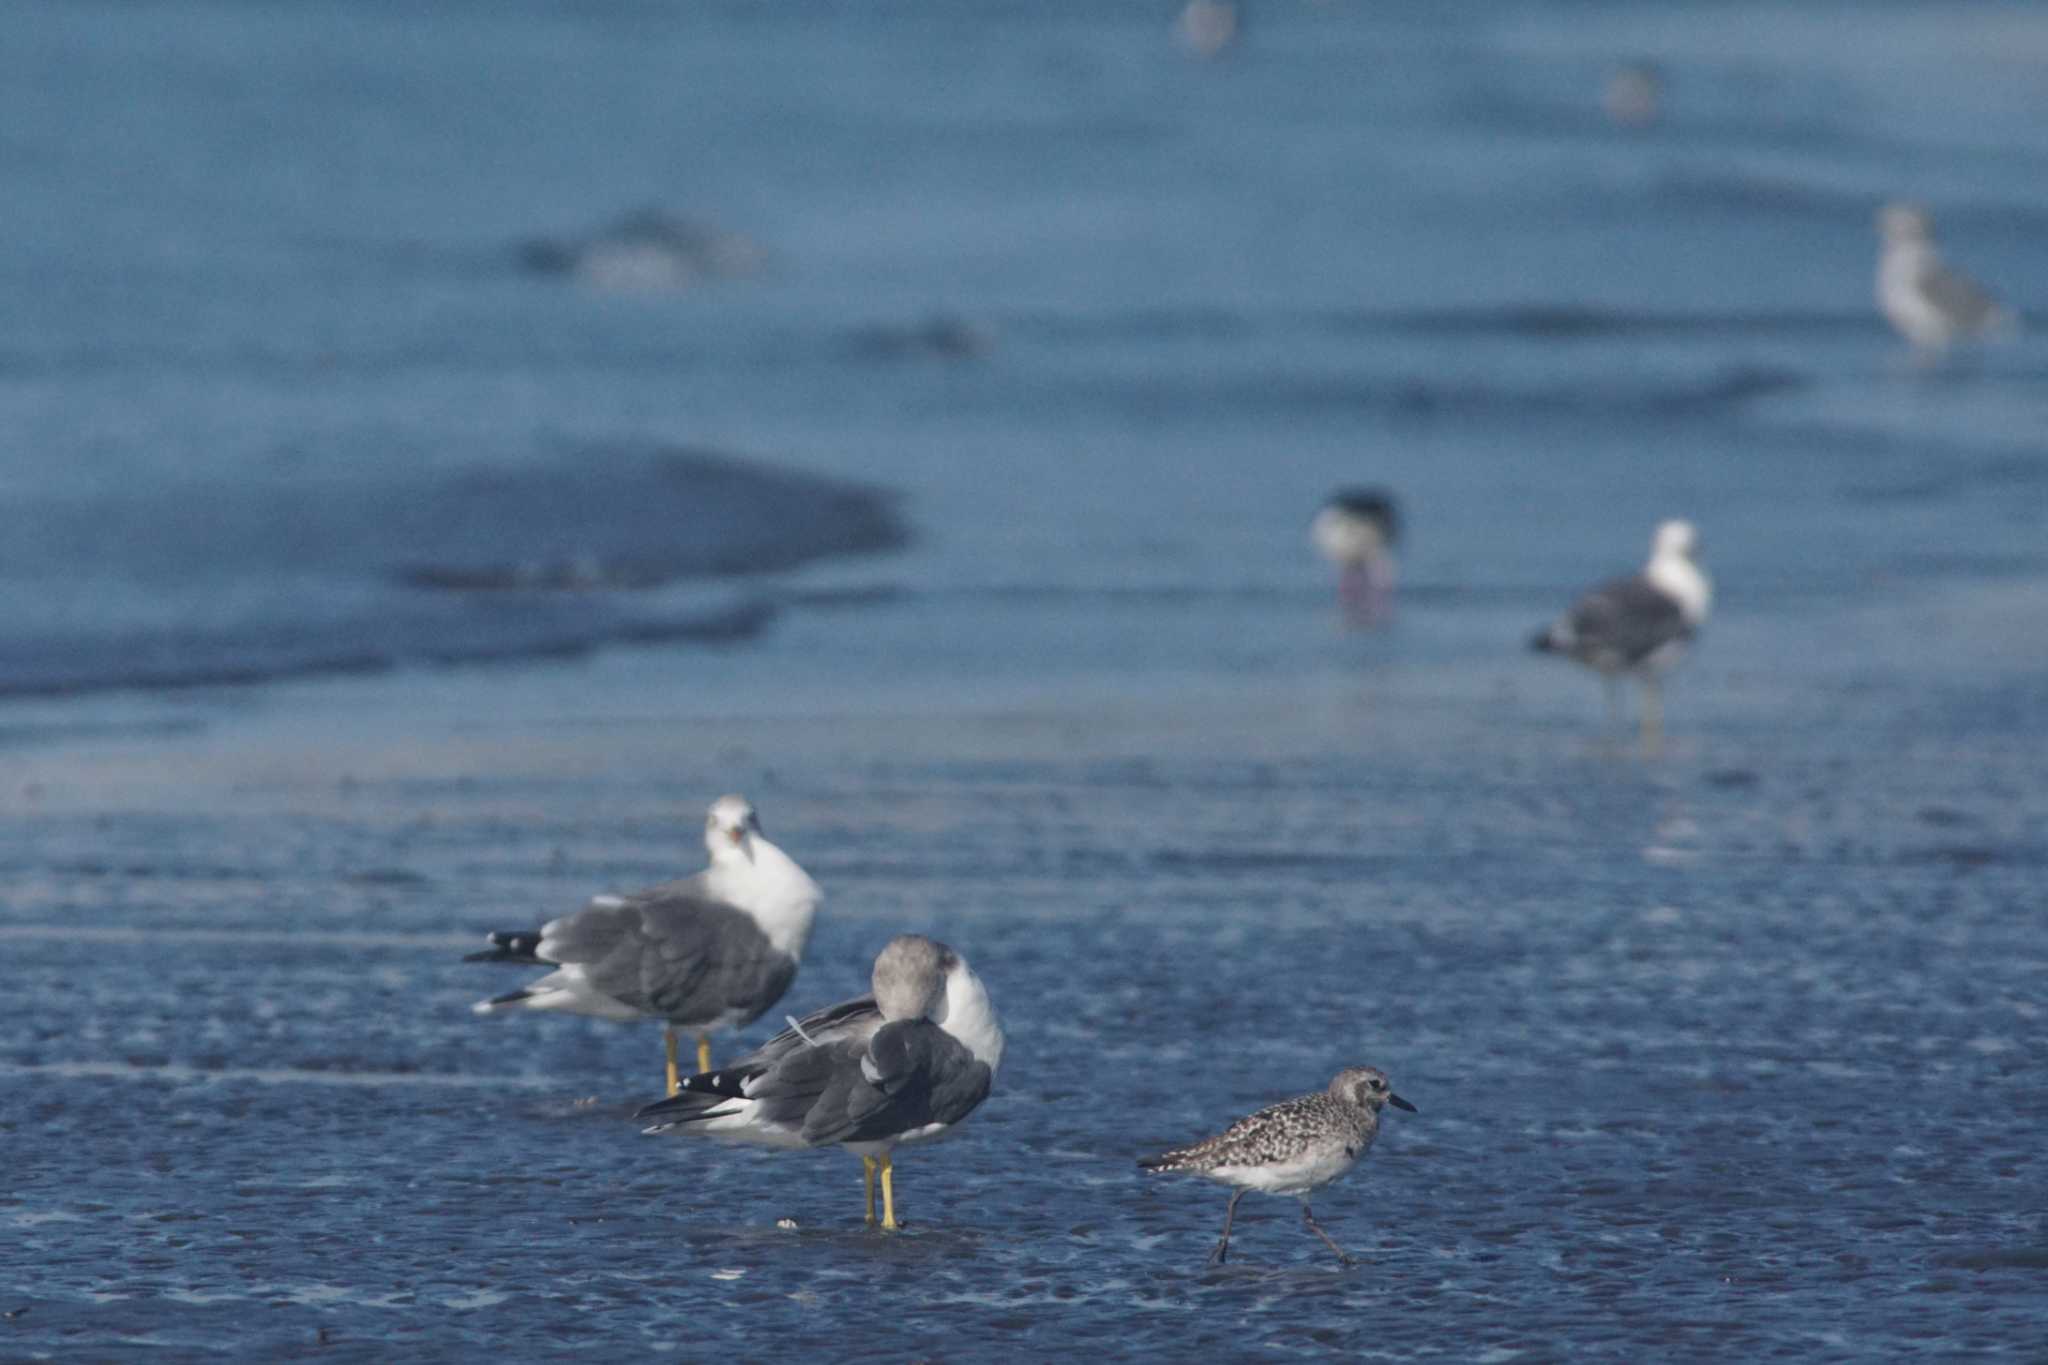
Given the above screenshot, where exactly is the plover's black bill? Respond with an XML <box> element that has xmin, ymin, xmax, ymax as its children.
<box><xmin>1390</xmin><ymin>1094</ymin><xmax>1418</xmax><ymax>1113</ymax></box>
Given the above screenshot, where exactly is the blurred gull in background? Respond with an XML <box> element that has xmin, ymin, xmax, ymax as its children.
<box><xmin>1175</xmin><ymin>0</ymin><xmax>1241</xmax><ymax>61</ymax></box>
<box><xmin>1876</xmin><ymin>202</ymin><xmax>2016</xmax><ymax>353</ymax></box>
<box><xmin>1603</xmin><ymin>62</ymin><xmax>1663</xmax><ymax>129</ymax></box>
<box><xmin>1530</xmin><ymin>519</ymin><xmax>1711</xmax><ymax>751</ymax></box>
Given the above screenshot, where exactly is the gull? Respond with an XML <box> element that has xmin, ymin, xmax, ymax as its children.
<box><xmin>1174</xmin><ymin>0</ymin><xmax>1240</xmax><ymax>61</ymax></box>
<box><xmin>1311</xmin><ymin>487</ymin><xmax>1401</xmax><ymax>625</ymax></box>
<box><xmin>1603</xmin><ymin>62</ymin><xmax>1663</xmax><ymax>129</ymax></box>
<box><xmin>1529</xmin><ymin>519</ymin><xmax>1711</xmax><ymax>749</ymax></box>
<box><xmin>637</xmin><ymin>934</ymin><xmax>1003</xmax><ymax>1231</ymax></box>
<box><xmin>1877</xmin><ymin>202</ymin><xmax>2016</xmax><ymax>353</ymax></box>
<box><xmin>1138</xmin><ymin>1066</ymin><xmax>1416</xmax><ymax>1267</ymax></box>
<box><xmin>467</xmin><ymin>795</ymin><xmax>821</xmax><ymax>1094</ymax></box>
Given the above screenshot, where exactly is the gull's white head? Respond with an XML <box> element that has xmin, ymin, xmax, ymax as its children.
<box><xmin>1645</xmin><ymin>519</ymin><xmax>1712</xmax><ymax>624</ymax></box>
<box><xmin>1879</xmin><ymin>201</ymin><xmax>1932</xmax><ymax>246</ymax></box>
<box><xmin>1651</xmin><ymin>518</ymin><xmax>1699</xmax><ymax>563</ymax></box>
<box><xmin>704</xmin><ymin>793</ymin><xmax>763</xmax><ymax>862</ymax></box>
<box><xmin>871</xmin><ymin>934</ymin><xmax>952</xmax><ymax>1021</ymax></box>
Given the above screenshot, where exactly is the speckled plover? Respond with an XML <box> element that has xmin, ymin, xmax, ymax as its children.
<box><xmin>1139</xmin><ymin>1066</ymin><xmax>1416</xmax><ymax>1267</ymax></box>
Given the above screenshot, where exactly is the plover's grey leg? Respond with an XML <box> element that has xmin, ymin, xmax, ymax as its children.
<box><xmin>1604</xmin><ymin>676</ymin><xmax>1624</xmax><ymax>735</ymax></box>
<box><xmin>1640</xmin><ymin>677</ymin><xmax>1664</xmax><ymax>753</ymax></box>
<box><xmin>1208</xmin><ymin>1189</ymin><xmax>1246</xmax><ymax>1266</ymax></box>
<box><xmin>1300</xmin><ymin>1201</ymin><xmax>1356</xmax><ymax>1268</ymax></box>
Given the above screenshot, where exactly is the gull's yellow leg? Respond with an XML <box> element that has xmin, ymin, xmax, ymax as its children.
<box><xmin>664</xmin><ymin>1028</ymin><xmax>681</xmax><ymax>1096</ymax></box>
<box><xmin>879</xmin><ymin>1153</ymin><xmax>900</xmax><ymax>1232</ymax></box>
<box><xmin>862</xmin><ymin>1156</ymin><xmax>879</xmax><ymax>1226</ymax></box>
<box><xmin>697</xmin><ymin>1034</ymin><xmax>713</xmax><ymax>1076</ymax></box>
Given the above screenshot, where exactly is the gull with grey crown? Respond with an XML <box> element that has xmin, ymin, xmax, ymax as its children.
<box><xmin>1139</xmin><ymin>1066</ymin><xmax>1416</xmax><ymax>1268</ymax></box>
<box><xmin>1529</xmin><ymin>519</ymin><xmax>1711</xmax><ymax>749</ymax></box>
<box><xmin>467</xmin><ymin>795</ymin><xmax>821</xmax><ymax>1094</ymax></box>
<box><xmin>1877</xmin><ymin>201</ymin><xmax>2016</xmax><ymax>354</ymax></box>
<box><xmin>636</xmin><ymin>934</ymin><xmax>1003</xmax><ymax>1231</ymax></box>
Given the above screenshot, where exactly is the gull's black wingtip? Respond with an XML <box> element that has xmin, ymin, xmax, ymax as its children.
<box><xmin>635</xmin><ymin>1067</ymin><xmax>756</xmax><ymax>1121</ymax></box>
<box><xmin>463</xmin><ymin>930</ymin><xmax>545</xmax><ymax>963</ymax></box>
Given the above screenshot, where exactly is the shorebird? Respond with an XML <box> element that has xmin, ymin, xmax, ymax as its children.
<box><xmin>638</xmin><ymin>935</ymin><xmax>1003</xmax><ymax>1231</ymax></box>
<box><xmin>1311</xmin><ymin>487</ymin><xmax>1401</xmax><ymax>625</ymax></box>
<box><xmin>467</xmin><ymin>794</ymin><xmax>822</xmax><ymax>1094</ymax></box>
<box><xmin>1139</xmin><ymin>1066</ymin><xmax>1415</xmax><ymax>1267</ymax></box>
<box><xmin>1877</xmin><ymin>202</ymin><xmax>2015</xmax><ymax>353</ymax></box>
<box><xmin>1530</xmin><ymin>518</ymin><xmax>1711</xmax><ymax>749</ymax></box>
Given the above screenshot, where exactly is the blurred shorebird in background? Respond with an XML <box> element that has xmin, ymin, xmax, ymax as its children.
<box><xmin>1312</xmin><ymin>487</ymin><xmax>1401</xmax><ymax>626</ymax></box>
<box><xmin>1530</xmin><ymin>519</ymin><xmax>1711</xmax><ymax>751</ymax></box>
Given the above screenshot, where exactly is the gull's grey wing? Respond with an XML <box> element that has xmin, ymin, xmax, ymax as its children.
<box><xmin>773</xmin><ymin>1019</ymin><xmax>992</xmax><ymax>1146</ymax></box>
<box><xmin>737</xmin><ymin>993</ymin><xmax>881</xmax><ymax>1069</ymax></box>
<box><xmin>634</xmin><ymin>1002</ymin><xmax>875</xmax><ymax>1130</ymax></box>
<box><xmin>1554</xmin><ymin>573</ymin><xmax>1689</xmax><ymax>670</ymax></box>
<box><xmin>1916</xmin><ymin>256</ymin><xmax>2003</xmax><ymax>331</ymax></box>
<box><xmin>538</xmin><ymin>893</ymin><xmax>795</xmax><ymax>1030</ymax></box>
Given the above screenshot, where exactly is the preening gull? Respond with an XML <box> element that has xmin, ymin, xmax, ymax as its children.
<box><xmin>637</xmin><ymin>934</ymin><xmax>1003</xmax><ymax>1231</ymax></box>
<box><xmin>1877</xmin><ymin>202</ymin><xmax>2015</xmax><ymax>352</ymax></box>
<box><xmin>1311</xmin><ymin>487</ymin><xmax>1401</xmax><ymax>625</ymax></box>
<box><xmin>467</xmin><ymin>795</ymin><xmax>821</xmax><ymax>1094</ymax></box>
<box><xmin>1530</xmin><ymin>519</ymin><xmax>1711</xmax><ymax>748</ymax></box>
<box><xmin>1138</xmin><ymin>1066</ymin><xmax>1416</xmax><ymax>1267</ymax></box>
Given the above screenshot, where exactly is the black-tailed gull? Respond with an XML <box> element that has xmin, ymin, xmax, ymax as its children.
<box><xmin>1529</xmin><ymin>518</ymin><xmax>1711</xmax><ymax>748</ymax></box>
<box><xmin>1138</xmin><ymin>1066</ymin><xmax>1416</xmax><ymax>1267</ymax></box>
<box><xmin>1311</xmin><ymin>487</ymin><xmax>1401</xmax><ymax>625</ymax></box>
<box><xmin>636</xmin><ymin>934</ymin><xmax>1003</xmax><ymax>1231</ymax></box>
<box><xmin>1877</xmin><ymin>202</ymin><xmax>2015</xmax><ymax>352</ymax></box>
<box><xmin>467</xmin><ymin>794</ymin><xmax>821</xmax><ymax>1093</ymax></box>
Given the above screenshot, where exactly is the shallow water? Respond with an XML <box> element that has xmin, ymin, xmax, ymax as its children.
<box><xmin>5</xmin><ymin>0</ymin><xmax>2048</xmax><ymax>1358</ymax></box>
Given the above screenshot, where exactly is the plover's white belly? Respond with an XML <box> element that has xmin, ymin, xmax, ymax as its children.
<box><xmin>1210</xmin><ymin>1146</ymin><xmax>1359</xmax><ymax>1196</ymax></box>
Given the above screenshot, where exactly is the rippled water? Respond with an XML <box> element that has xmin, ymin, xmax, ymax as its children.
<box><xmin>5</xmin><ymin>0</ymin><xmax>2048</xmax><ymax>1358</ymax></box>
